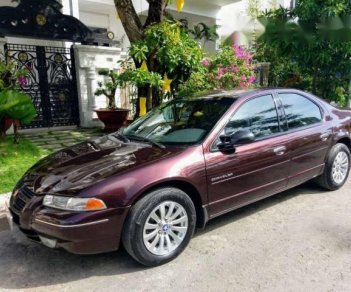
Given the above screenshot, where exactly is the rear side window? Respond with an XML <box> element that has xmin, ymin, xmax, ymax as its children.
<box><xmin>279</xmin><ymin>93</ymin><xmax>322</xmax><ymax>130</ymax></box>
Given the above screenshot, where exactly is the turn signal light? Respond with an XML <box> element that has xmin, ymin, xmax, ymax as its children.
<box><xmin>85</xmin><ymin>198</ymin><xmax>107</xmax><ymax>210</ymax></box>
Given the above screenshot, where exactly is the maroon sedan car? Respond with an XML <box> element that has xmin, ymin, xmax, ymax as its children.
<box><xmin>7</xmin><ymin>88</ymin><xmax>351</xmax><ymax>266</ymax></box>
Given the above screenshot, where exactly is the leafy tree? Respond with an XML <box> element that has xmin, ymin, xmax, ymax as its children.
<box><xmin>129</xmin><ymin>21</ymin><xmax>202</xmax><ymax>107</ymax></box>
<box><xmin>114</xmin><ymin>0</ymin><xmax>205</xmax><ymax>115</ymax></box>
<box><xmin>113</xmin><ymin>0</ymin><xmax>167</xmax><ymax>113</ymax></box>
<box><xmin>257</xmin><ymin>1</ymin><xmax>351</xmax><ymax>105</ymax></box>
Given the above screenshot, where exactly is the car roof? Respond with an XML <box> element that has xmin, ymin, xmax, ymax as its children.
<box><xmin>196</xmin><ymin>88</ymin><xmax>270</xmax><ymax>100</ymax></box>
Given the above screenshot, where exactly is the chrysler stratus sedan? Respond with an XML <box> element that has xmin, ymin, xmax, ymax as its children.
<box><xmin>7</xmin><ymin>88</ymin><xmax>351</xmax><ymax>266</ymax></box>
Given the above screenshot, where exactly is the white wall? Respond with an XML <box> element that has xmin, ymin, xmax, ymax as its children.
<box><xmin>218</xmin><ymin>0</ymin><xmax>293</xmax><ymax>46</ymax></box>
<box><xmin>79</xmin><ymin>1</ymin><xmax>128</xmax><ymax>50</ymax></box>
<box><xmin>78</xmin><ymin>0</ymin><xmax>222</xmax><ymax>53</ymax></box>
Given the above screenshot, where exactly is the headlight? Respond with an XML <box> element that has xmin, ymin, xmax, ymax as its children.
<box><xmin>43</xmin><ymin>195</ymin><xmax>107</xmax><ymax>211</ymax></box>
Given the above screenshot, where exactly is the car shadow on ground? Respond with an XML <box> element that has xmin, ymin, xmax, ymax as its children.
<box><xmin>0</xmin><ymin>182</ymin><xmax>325</xmax><ymax>290</ymax></box>
<box><xmin>198</xmin><ymin>181</ymin><xmax>325</xmax><ymax>236</ymax></box>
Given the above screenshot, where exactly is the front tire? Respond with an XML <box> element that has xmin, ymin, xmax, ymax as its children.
<box><xmin>122</xmin><ymin>187</ymin><xmax>196</xmax><ymax>266</ymax></box>
<box><xmin>316</xmin><ymin>143</ymin><xmax>350</xmax><ymax>190</ymax></box>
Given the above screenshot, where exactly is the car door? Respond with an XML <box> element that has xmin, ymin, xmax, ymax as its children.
<box><xmin>204</xmin><ymin>94</ymin><xmax>291</xmax><ymax>217</ymax></box>
<box><xmin>276</xmin><ymin>92</ymin><xmax>333</xmax><ymax>187</ymax></box>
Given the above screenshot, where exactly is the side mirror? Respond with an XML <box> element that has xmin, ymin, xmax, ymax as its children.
<box><xmin>230</xmin><ymin>129</ymin><xmax>255</xmax><ymax>145</ymax></box>
<box><xmin>217</xmin><ymin>129</ymin><xmax>255</xmax><ymax>153</ymax></box>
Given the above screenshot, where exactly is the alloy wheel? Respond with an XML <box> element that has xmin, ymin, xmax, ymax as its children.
<box><xmin>143</xmin><ymin>201</ymin><xmax>188</xmax><ymax>256</ymax></box>
<box><xmin>332</xmin><ymin>151</ymin><xmax>349</xmax><ymax>184</ymax></box>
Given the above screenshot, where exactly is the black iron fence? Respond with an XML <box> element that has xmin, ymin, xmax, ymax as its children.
<box><xmin>5</xmin><ymin>43</ymin><xmax>79</xmax><ymax>128</ymax></box>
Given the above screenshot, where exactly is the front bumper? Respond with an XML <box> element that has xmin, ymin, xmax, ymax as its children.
<box><xmin>9</xmin><ymin>192</ymin><xmax>130</xmax><ymax>255</ymax></box>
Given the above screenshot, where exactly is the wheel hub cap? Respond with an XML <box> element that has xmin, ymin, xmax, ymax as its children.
<box><xmin>332</xmin><ymin>151</ymin><xmax>349</xmax><ymax>184</ymax></box>
<box><xmin>143</xmin><ymin>201</ymin><xmax>188</xmax><ymax>256</ymax></box>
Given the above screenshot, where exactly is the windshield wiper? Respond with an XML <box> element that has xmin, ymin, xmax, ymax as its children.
<box><xmin>112</xmin><ymin>133</ymin><xmax>130</xmax><ymax>143</ymax></box>
<box><xmin>124</xmin><ymin>134</ymin><xmax>165</xmax><ymax>149</ymax></box>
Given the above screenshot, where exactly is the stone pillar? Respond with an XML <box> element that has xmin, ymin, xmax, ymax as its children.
<box><xmin>86</xmin><ymin>66</ymin><xmax>98</xmax><ymax>113</ymax></box>
<box><xmin>259</xmin><ymin>62</ymin><xmax>271</xmax><ymax>87</ymax></box>
<box><xmin>73</xmin><ymin>45</ymin><xmax>125</xmax><ymax>128</ymax></box>
<box><xmin>253</xmin><ymin>62</ymin><xmax>271</xmax><ymax>87</ymax></box>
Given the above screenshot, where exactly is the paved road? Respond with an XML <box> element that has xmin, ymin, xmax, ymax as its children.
<box><xmin>0</xmin><ymin>180</ymin><xmax>350</xmax><ymax>292</ymax></box>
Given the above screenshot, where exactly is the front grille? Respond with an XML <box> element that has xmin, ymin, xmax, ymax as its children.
<box><xmin>11</xmin><ymin>185</ymin><xmax>36</xmax><ymax>213</ymax></box>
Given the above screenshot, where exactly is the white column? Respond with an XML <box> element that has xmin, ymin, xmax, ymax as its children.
<box><xmin>86</xmin><ymin>66</ymin><xmax>98</xmax><ymax>112</ymax></box>
<box><xmin>61</xmin><ymin>0</ymin><xmax>79</xmax><ymax>18</ymax></box>
<box><xmin>61</xmin><ymin>0</ymin><xmax>80</xmax><ymax>48</ymax></box>
<box><xmin>73</xmin><ymin>44</ymin><xmax>125</xmax><ymax>128</ymax></box>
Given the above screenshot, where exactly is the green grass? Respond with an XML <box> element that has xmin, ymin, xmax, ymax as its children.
<box><xmin>0</xmin><ymin>136</ymin><xmax>51</xmax><ymax>194</ymax></box>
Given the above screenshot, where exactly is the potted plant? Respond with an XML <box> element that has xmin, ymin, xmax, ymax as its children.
<box><xmin>95</xmin><ymin>65</ymin><xmax>163</xmax><ymax>129</ymax></box>
<box><xmin>0</xmin><ymin>59</ymin><xmax>36</xmax><ymax>143</ymax></box>
<box><xmin>95</xmin><ymin>69</ymin><xmax>130</xmax><ymax>132</ymax></box>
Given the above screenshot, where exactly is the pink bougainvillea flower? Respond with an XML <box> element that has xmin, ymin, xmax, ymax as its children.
<box><xmin>217</xmin><ymin>67</ymin><xmax>227</xmax><ymax>77</ymax></box>
<box><xmin>240</xmin><ymin>82</ymin><xmax>247</xmax><ymax>88</ymax></box>
<box><xmin>245</xmin><ymin>53</ymin><xmax>253</xmax><ymax>60</ymax></box>
<box><xmin>233</xmin><ymin>44</ymin><xmax>253</xmax><ymax>63</ymax></box>
<box><xmin>240</xmin><ymin>75</ymin><xmax>247</xmax><ymax>81</ymax></box>
<box><xmin>248</xmin><ymin>76</ymin><xmax>256</xmax><ymax>83</ymax></box>
<box><xmin>231</xmin><ymin>65</ymin><xmax>238</xmax><ymax>73</ymax></box>
<box><xmin>17</xmin><ymin>76</ymin><xmax>27</xmax><ymax>87</ymax></box>
<box><xmin>201</xmin><ymin>58</ymin><xmax>211</xmax><ymax>67</ymax></box>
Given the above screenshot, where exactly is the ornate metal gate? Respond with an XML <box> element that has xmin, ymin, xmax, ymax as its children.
<box><xmin>5</xmin><ymin>44</ymin><xmax>79</xmax><ymax>128</ymax></box>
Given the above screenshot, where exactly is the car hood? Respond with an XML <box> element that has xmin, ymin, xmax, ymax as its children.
<box><xmin>21</xmin><ymin>134</ymin><xmax>183</xmax><ymax>195</ymax></box>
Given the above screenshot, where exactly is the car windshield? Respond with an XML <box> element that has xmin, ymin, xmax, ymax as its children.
<box><xmin>122</xmin><ymin>97</ymin><xmax>235</xmax><ymax>146</ymax></box>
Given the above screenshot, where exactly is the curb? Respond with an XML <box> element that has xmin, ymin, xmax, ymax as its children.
<box><xmin>0</xmin><ymin>193</ymin><xmax>11</xmax><ymax>218</ymax></box>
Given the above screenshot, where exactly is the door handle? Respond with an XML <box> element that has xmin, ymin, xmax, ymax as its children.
<box><xmin>320</xmin><ymin>132</ymin><xmax>331</xmax><ymax>141</ymax></box>
<box><xmin>273</xmin><ymin>146</ymin><xmax>287</xmax><ymax>156</ymax></box>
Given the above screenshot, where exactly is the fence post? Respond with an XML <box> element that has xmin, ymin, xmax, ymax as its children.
<box><xmin>254</xmin><ymin>62</ymin><xmax>270</xmax><ymax>87</ymax></box>
<box><xmin>260</xmin><ymin>62</ymin><xmax>270</xmax><ymax>87</ymax></box>
<box><xmin>0</xmin><ymin>38</ymin><xmax>6</xmax><ymax>59</ymax></box>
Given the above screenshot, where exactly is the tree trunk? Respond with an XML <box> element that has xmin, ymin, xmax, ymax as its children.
<box><xmin>144</xmin><ymin>0</ymin><xmax>168</xmax><ymax>27</ymax></box>
<box><xmin>114</xmin><ymin>0</ymin><xmax>143</xmax><ymax>43</ymax></box>
<box><xmin>114</xmin><ymin>0</ymin><xmax>168</xmax><ymax>43</ymax></box>
<box><xmin>13</xmin><ymin>120</ymin><xmax>19</xmax><ymax>144</ymax></box>
<box><xmin>114</xmin><ymin>0</ymin><xmax>168</xmax><ymax>117</ymax></box>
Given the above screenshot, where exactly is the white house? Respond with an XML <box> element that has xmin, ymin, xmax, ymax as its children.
<box><xmin>0</xmin><ymin>0</ymin><xmax>294</xmax><ymax>130</ymax></box>
<box><xmin>77</xmin><ymin>0</ymin><xmax>295</xmax><ymax>51</ymax></box>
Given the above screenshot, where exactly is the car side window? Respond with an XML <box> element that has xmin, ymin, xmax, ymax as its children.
<box><xmin>279</xmin><ymin>93</ymin><xmax>322</xmax><ymax>130</ymax></box>
<box><xmin>213</xmin><ymin>95</ymin><xmax>280</xmax><ymax>149</ymax></box>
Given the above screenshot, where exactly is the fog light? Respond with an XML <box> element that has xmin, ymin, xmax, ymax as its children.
<box><xmin>39</xmin><ymin>236</ymin><xmax>57</xmax><ymax>248</ymax></box>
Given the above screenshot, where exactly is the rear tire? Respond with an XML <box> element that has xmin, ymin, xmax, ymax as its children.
<box><xmin>122</xmin><ymin>187</ymin><xmax>196</xmax><ymax>266</ymax></box>
<box><xmin>315</xmin><ymin>143</ymin><xmax>350</xmax><ymax>190</ymax></box>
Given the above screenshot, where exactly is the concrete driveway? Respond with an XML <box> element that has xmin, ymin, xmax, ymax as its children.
<box><xmin>0</xmin><ymin>180</ymin><xmax>350</xmax><ymax>292</ymax></box>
